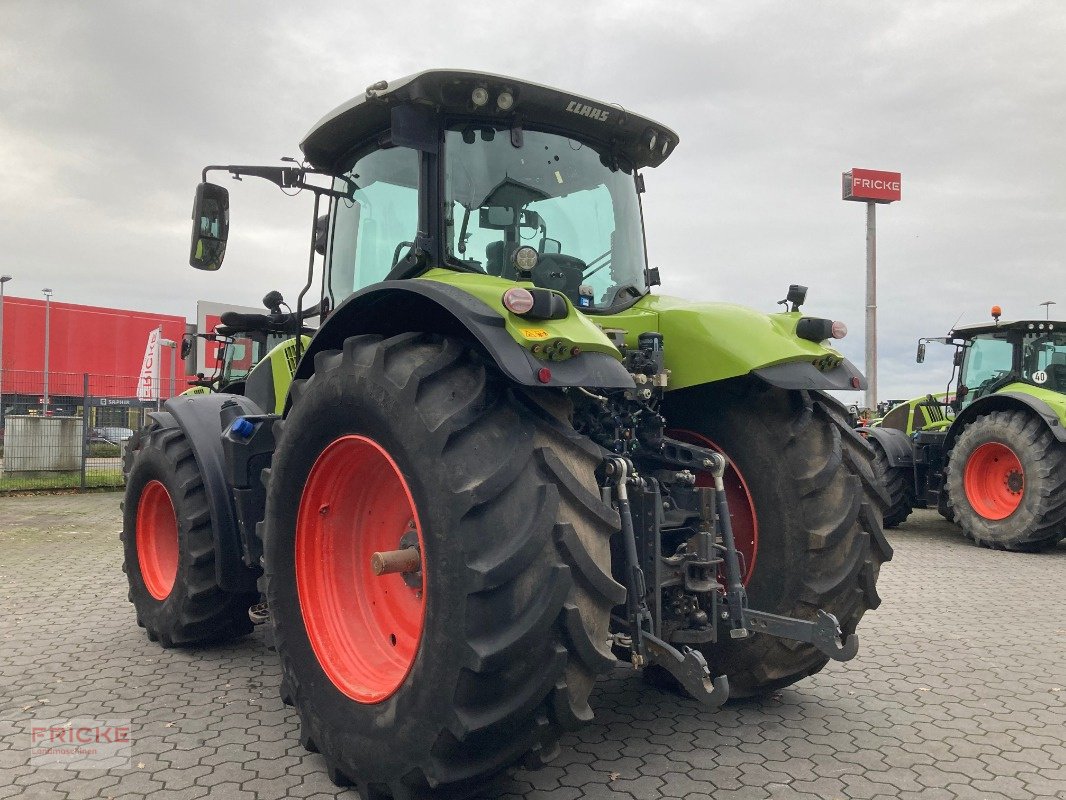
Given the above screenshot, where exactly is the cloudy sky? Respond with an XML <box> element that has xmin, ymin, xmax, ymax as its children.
<box><xmin>2</xmin><ymin>1</ymin><xmax>1064</xmax><ymax>401</ymax></box>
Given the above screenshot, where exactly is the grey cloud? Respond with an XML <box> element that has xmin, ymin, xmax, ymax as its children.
<box><xmin>1</xmin><ymin>0</ymin><xmax>1063</xmax><ymax>401</ymax></box>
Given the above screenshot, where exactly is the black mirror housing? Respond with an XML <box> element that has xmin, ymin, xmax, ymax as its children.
<box><xmin>916</xmin><ymin>342</ymin><xmax>926</xmax><ymax>363</ymax></box>
<box><xmin>190</xmin><ymin>182</ymin><xmax>230</xmax><ymax>270</ymax></box>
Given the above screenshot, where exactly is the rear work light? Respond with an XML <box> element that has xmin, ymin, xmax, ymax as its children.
<box><xmin>502</xmin><ymin>287</ymin><xmax>535</xmax><ymax>315</ymax></box>
<box><xmin>796</xmin><ymin>317</ymin><xmax>847</xmax><ymax>342</ymax></box>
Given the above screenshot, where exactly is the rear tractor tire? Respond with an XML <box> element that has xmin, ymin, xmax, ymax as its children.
<box><xmin>665</xmin><ymin>383</ymin><xmax>893</xmax><ymax>698</ymax></box>
<box><xmin>946</xmin><ymin>409</ymin><xmax>1066</xmax><ymax>551</ymax></box>
<box><xmin>121</xmin><ymin>422</ymin><xmax>257</xmax><ymax>646</ymax></box>
<box><xmin>262</xmin><ymin>332</ymin><xmax>622</xmax><ymax>799</ymax></box>
<box><xmin>871</xmin><ymin>443</ymin><xmax>915</xmax><ymax>528</ymax></box>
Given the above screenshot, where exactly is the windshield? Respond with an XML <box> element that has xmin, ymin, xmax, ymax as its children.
<box><xmin>961</xmin><ymin>333</ymin><xmax>1014</xmax><ymax>404</ymax></box>
<box><xmin>444</xmin><ymin>126</ymin><xmax>647</xmax><ymax>310</ymax></box>
<box><xmin>221</xmin><ymin>333</ymin><xmax>288</xmax><ymax>383</ymax></box>
<box><xmin>1021</xmin><ymin>330</ymin><xmax>1066</xmax><ymax>392</ymax></box>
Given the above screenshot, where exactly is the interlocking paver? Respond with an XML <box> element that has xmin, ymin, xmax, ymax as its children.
<box><xmin>1</xmin><ymin>493</ymin><xmax>1064</xmax><ymax>799</ymax></box>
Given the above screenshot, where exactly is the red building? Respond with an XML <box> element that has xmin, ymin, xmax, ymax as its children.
<box><xmin>0</xmin><ymin>295</ymin><xmax>188</xmax><ymax>416</ymax></box>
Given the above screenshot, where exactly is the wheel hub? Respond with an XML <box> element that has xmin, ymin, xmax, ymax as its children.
<box><xmin>135</xmin><ymin>479</ymin><xmax>179</xmax><ymax>601</ymax></box>
<box><xmin>963</xmin><ymin>441</ymin><xmax>1025</xmax><ymax>520</ymax></box>
<box><xmin>295</xmin><ymin>435</ymin><xmax>426</xmax><ymax>704</ymax></box>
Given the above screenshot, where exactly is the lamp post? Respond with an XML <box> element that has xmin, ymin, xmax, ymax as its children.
<box><xmin>0</xmin><ymin>275</ymin><xmax>10</xmax><ymax>437</ymax></box>
<box><xmin>159</xmin><ymin>338</ymin><xmax>177</xmax><ymax>400</ymax></box>
<box><xmin>42</xmin><ymin>288</ymin><xmax>53</xmax><ymax>415</ymax></box>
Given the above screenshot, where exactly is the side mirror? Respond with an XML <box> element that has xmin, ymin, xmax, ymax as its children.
<box><xmin>180</xmin><ymin>337</ymin><xmax>192</xmax><ymax>360</ymax></box>
<box><xmin>314</xmin><ymin>214</ymin><xmax>329</xmax><ymax>256</ymax></box>
<box><xmin>916</xmin><ymin>342</ymin><xmax>926</xmax><ymax>363</ymax></box>
<box><xmin>955</xmin><ymin>349</ymin><xmax>965</xmax><ymax>367</ymax></box>
<box><xmin>190</xmin><ymin>182</ymin><xmax>230</xmax><ymax>270</ymax></box>
<box><xmin>541</xmin><ymin>237</ymin><xmax>562</xmax><ymax>255</ymax></box>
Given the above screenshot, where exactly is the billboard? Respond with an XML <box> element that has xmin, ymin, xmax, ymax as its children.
<box><xmin>842</xmin><ymin>168</ymin><xmax>901</xmax><ymax>203</ymax></box>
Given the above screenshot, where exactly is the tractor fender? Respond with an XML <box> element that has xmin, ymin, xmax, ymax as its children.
<box><xmin>752</xmin><ymin>358</ymin><xmax>866</xmax><ymax>392</ymax></box>
<box><xmin>163</xmin><ymin>392</ymin><xmax>265</xmax><ymax>593</ymax></box>
<box><xmin>863</xmin><ymin>426</ymin><xmax>914</xmax><ymax>468</ymax></box>
<box><xmin>946</xmin><ymin>391</ymin><xmax>1066</xmax><ymax>449</ymax></box>
<box><xmin>293</xmin><ymin>280</ymin><xmax>635</xmax><ymax>391</ymax></box>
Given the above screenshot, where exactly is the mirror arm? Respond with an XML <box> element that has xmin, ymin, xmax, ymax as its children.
<box><xmin>294</xmin><ymin>191</ymin><xmax>324</xmax><ymax>364</ymax></box>
<box><xmin>202</xmin><ymin>165</ymin><xmax>352</xmax><ymax>199</ymax></box>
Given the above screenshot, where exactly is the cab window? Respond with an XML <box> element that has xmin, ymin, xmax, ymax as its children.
<box><xmin>328</xmin><ymin>146</ymin><xmax>420</xmax><ymax>298</ymax></box>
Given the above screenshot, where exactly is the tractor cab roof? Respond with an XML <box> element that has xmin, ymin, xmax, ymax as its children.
<box><xmin>300</xmin><ymin>69</ymin><xmax>679</xmax><ymax>172</ymax></box>
<box><xmin>949</xmin><ymin>320</ymin><xmax>1063</xmax><ymax>339</ymax></box>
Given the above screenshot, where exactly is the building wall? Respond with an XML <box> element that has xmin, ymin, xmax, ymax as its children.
<box><xmin>0</xmin><ymin>296</ymin><xmax>187</xmax><ymax>398</ymax></box>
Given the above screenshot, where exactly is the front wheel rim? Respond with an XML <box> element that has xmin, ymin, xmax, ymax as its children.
<box><xmin>964</xmin><ymin>441</ymin><xmax>1024</xmax><ymax>520</ymax></box>
<box><xmin>296</xmin><ymin>435</ymin><xmax>426</xmax><ymax>704</ymax></box>
<box><xmin>136</xmin><ymin>480</ymin><xmax>179</xmax><ymax>600</ymax></box>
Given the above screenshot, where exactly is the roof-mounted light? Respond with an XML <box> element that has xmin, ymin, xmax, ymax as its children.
<box><xmin>497</xmin><ymin>90</ymin><xmax>514</xmax><ymax>111</ymax></box>
<box><xmin>471</xmin><ymin>87</ymin><xmax>489</xmax><ymax>107</ymax></box>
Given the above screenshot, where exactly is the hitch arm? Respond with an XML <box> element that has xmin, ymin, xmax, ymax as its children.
<box><xmin>744</xmin><ymin>609</ymin><xmax>859</xmax><ymax>662</ymax></box>
<box><xmin>703</xmin><ymin>446</ymin><xmax>859</xmax><ymax>663</ymax></box>
<box><xmin>642</xmin><ymin>633</ymin><xmax>729</xmax><ymax>707</ymax></box>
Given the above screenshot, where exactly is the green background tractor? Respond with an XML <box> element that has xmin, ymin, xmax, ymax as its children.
<box><xmin>865</xmin><ymin>309</ymin><xmax>1066</xmax><ymax>550</ymax></box>
<box><xmin>121</xmin><ymin>70</ymin><xmax>891</xmax><ymax>798</ymax></box>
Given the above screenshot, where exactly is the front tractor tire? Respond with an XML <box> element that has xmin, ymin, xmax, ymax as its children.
<box><xmin>666</xmin><ymin>383</ymin><xmax>893</xmax><ymax>698</ymax></box>
<box><xmin>946</xmin><ymin>409</ymin><xmax>1066</xmax><ymax>551</ymax></box>
<box><xmin>121</xmin><ymin>423</ymin><xmax>257</xmax><ymax>646</ymax></box>
<box><xmin>871</xmin><ymin>442</ymin><xmax>915</xmax><ymax>529</ymax></box>
<box><xmin>262</xmin><ymin>332</ymin><xmax>621</xmax><ymax>799</ymax></box>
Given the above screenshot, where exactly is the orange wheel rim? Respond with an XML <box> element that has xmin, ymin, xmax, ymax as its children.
<box><xmin>295</xmin><ymin>435</ymin><xmax>426</xmax><ymax>704</ymax></box>
<box><xmin>668</xmin><ymin>429</ymin><xmax>759</xmax><ymax>586</ymax></box>
<box><xmin>964</xmin><ymin>442</ymin><xmax>1024</xmax><ymax>520</ymax></box>
<box><xmin>136</xmin><ymin>480</ymin><xmax>179</xmax><ymax>600</ymax></box>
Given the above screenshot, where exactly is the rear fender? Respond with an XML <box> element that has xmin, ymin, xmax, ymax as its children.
<box><xmin>863</xmin><ymin>426</ymin><xmax>914</xmax><ymax>468</ymax></box>
<box><xmin>947</xmin><ymin>390</ymin><xmax>1066</xmax><ymax>449</ymax></box>
<box><xmin>163</xmin><ymin>393</ymin><xmax>265</xmax><ymax>592</ymax></box>
<box><xmin>292</xmin><ymin>279</ymin><xmax>634</xmax><ymax>395</ymax></box>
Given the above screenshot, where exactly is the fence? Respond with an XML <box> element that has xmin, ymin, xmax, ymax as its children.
<box><xmin>0</xmin><ymin>370</ymin><xmax>180</xmax><ymax>492</ymax></box>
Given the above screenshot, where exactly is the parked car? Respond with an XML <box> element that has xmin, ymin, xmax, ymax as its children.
<box><xmin>91</xmin><ymin>426</ymin><xmax>134</xmax><ymax>445</ymax></box>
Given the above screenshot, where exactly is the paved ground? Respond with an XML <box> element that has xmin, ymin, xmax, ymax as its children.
<box><xmin>1</xmin><ymin>493</ymin><xmax>1064</xmax><ymax>800</ymax></box>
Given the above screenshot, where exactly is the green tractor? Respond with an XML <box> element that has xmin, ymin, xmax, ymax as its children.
<box><xmin>121</xmin><ymin>70</ymin><xmax>890</xmax><ymax>797</ymax></box>
<box><xmin>865</xmin><ymin>306</ymin><xmax>1066</xmax><ymax>549</ymax></box>
<box><xmin>177</xmin><ymin>293</ymin><xmax>316</xmax><ymax>413</ymax></box>
<box><xmin>124</xmin><ymin>297</ymin><xmax>312</xmax><ymax>480</ymax></box>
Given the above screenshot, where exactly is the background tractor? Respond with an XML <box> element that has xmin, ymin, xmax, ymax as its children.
<box><xmin>121</xmin><ymin>70</ymin><xmax>891</xmax><ymax>798</ymax></box>
<box><xmin>865</xmin><ymin>306</ymin><xmax>1066</xmax><ymax>549</ymax></box>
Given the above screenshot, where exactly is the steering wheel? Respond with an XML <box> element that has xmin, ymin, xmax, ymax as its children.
<box><xmin>973</xmin><ymin>370</ymin><xmax>1009</xmax><ymax>398</ymax></box>
<box><xmin>391</xmin><ymin>241</ymin><xmax>416</xmax><ymax>269</ymax></box>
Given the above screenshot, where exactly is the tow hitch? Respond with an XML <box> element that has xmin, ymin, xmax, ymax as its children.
<box><xmin>605</xmin><ymin>442</ymin><xmax>858</xmax><ymax>704</ymax></box>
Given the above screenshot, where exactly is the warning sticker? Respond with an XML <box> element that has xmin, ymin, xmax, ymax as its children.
<box><xmin>521</xmin><ymin>328</ymin><xmax>550</xmax><ymax>340</ymax></box>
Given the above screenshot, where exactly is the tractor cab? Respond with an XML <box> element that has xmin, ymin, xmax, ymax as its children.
<box><xmin>918</xmin><ymin>312</ymin><xmax>1065</xmax><ymax>411</ymax></box>
<box><xmin>190</xmin><ymin>70</ymin><xmax>676</xmax><ymax>317</ymax></box>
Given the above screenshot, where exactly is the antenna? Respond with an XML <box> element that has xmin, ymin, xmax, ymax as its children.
<box><xmin>1040</xmin><ymin>300</ymin><xmax>1056</xmax><ymax>320</ymax></box>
